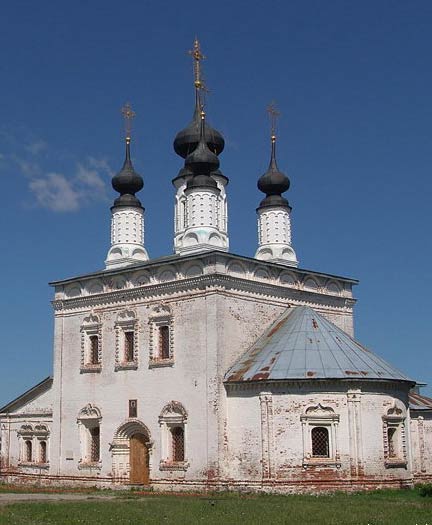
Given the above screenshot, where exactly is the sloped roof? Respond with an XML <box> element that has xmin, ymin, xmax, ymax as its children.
<box><xmin>225</xmin><ymin>306</ymin><xmax>414</xmax><ymax>384</ymax></box>
<box><xmin>0</xmin><ymin>376</ymin><xmax>53</xmax><ymax>413</ymax></box>
<box><xmin>409</xmin><ymin>391</ymin><xmax>432</xmax><ymax>411</ymax></box>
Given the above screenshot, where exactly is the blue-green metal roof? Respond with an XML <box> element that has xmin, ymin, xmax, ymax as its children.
<box><xmin>225</xmin><ymin>306</ymin><xmax>414</xmax><ymax>384</ymax></box>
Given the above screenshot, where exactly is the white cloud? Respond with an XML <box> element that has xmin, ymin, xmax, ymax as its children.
<box><xmin>87</xmin><ymin>156</ymin><xmax>113</xmax><ymax>177</ymax></box>
<box><xmin>14</xmin><ymin>157</ymin><xmax>41</xmax><ymax>177</ymax></box>
<box><xmin>76</xmin><ymin>163</ymin><xmax>107</xmax><ymax>194</ymax></box>
<box><xmin>26</xmin><ymin>140</ymin><xmax>48</xmax><ymax>155</ymax></box>
<box><xmin>1</xmin><ymin>126</ymin><xmax>113</xmax><ymax>212</ymax></box>
<box><xmin>29</xmin><ymin>173</ymin><xmax>80</xmax><ymax>212</ymax></box>
<box><xmin>26</xmin><ymin>157</ymin><xmax>112</xmax><ymax>212</ymax></box>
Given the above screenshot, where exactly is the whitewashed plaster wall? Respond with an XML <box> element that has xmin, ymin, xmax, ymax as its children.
<box><xmin>410</xmin><ymin>413</ymin><xmax>432</xmax><ymax>481</ymax></box>
<box><xmin>225</xmin><ymin>385</ymin><xmax>413</xmax><ymax>489</ymax></box>
<box><xmin>50</xmin><ymin>294</ymin><xmax>222</xmax><ymax>484</ymax></box>
<box><xmin>0</xmin><ymin>387</ymin><xmax>53</xmax><ymax>471</ymax></box>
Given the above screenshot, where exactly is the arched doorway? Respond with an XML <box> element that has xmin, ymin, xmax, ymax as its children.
<box><xmin>111</xmin><ymin>420</ymin><xmax>152</xmax><ymax>485</ymax></box>
<box><xmin>129</xmin><ymin>433</ymin><xmax>149</xmax><ymax>484</ymax></box>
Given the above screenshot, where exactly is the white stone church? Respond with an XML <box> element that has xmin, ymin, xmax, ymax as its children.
<box><xmin>1</xmin><ymin>41</ymin><xmax>431</xmax><ymax>493</ymax></box>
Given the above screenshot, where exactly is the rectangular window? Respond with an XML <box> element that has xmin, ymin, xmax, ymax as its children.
<box><xmin>311</xmin><ymin>426</ymin><xmax>330</xmax><ymax>458</ymax></box>
<box><xmin>387</xmin><ymin>427</ymin><xmax>397</xmax><ymax>458</ymax></box>
<box><xmin>159</xmin><ymin>326</ymin><xmax>170</xmax><ymax>359</ymax></box>
<box><xmin>171</xmin><ymin>426</ymin><xmax>185</xmax><ymax>462</ymax></box>
<box><xmin>124</xmin><ymin>331</ymin><xmax>134</xmax><ymax>362</ymax></box>
<box><xmin>129</xmin><ymin>399</ymin><xmax>137</xmax><ymax>418</ymax></box>
<box><xmin>90</xmin><ymin>427</ymin><xmax>100</xmax><ymax>462</ymax></box>
<box><xmin>89</xmin><ymin>335</ymin><xmax>99</xmax><ymax>365</ymax></box>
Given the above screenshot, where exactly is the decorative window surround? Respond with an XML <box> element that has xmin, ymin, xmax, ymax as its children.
<box><xmin>382</xmin><ymin>405</ymin><xmax>407</xmax><ymax>468</ymax></box>
<box><xmin>114</xmin><ymin>309</ymin><xmax>138</xmax><ymax>371</ymax></box>
<box><xmin>159</xmin><ymin>401</ymin><xmax>189</xmax><ymax>471</ymax></box>
<box><xmin>18</xmin><ymin>424</ymin><xmax>50</xmax><ymax>466</ymax></box>
<box><xmin>77</xmin><ymin>404</ymin><xmax>102</xmax><ymax>469</ymax></box>
<box><xmin>149</xmin><ymin>305</ymin><xmax>174</xmax><ymax>367</ymax></box>
<box><xmin>80</xmin><ymin>313</ymin><xmax>102</xmax><ymax>373</ymax></box>
<box><xmin>300</xmin><ymin>404</ymin><xmax>340</xmax><ymax>468</ymax></box>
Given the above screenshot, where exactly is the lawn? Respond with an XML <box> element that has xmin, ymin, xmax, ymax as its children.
<box><xmin>0</xmin><ymin>489</ymin><xmax>431</xmax><ymax>525</ymax></box>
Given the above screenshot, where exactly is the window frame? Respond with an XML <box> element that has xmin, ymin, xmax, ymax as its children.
<box><xmin>301</xmin><ymin>404</ymin><xmax>340</xmax><ymax>468</ymax></box>
<box><xmin>382</xmin><ymin>406</ymin><xmax>407</xmax><ymax>468</ymax></box>
<box><xmin>114</xmin><ymin>310</ymin><xmax>138</xmax><ymax>371</ymax></box>
<box><xmin>18</xmin><ymin>424</ymin><xmax>50</xmax><ymax>467</ymax></box>
<box><xmin>80</xmin><ymin>313</ymin><xmax>102</xmax><ymax>373</ymax></box>
<box><xmin>77</xmin><ymin>404</ymin><xmax>102</xmax><ymax>470</ymax></box>
<box><xmin>149</xmin><ymin>305</ymin><xmax>174</xmax><ymax>367</ymax></box>
<box><xmin>159</xmin><ymin>401</ymin><xmax>189</xmax><ymax>471</ymax></box>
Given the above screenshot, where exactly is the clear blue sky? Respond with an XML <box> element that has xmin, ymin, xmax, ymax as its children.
<box><xmin>0</xmin><ymin>1</ymin><xmax>431</xmax><ymax>404</ymax></box>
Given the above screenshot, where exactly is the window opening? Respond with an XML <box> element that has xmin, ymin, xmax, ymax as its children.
<box><xmin>90</xmin><ymin>427</ymin><xmax>100</xmax><ymax>462</ymax></box>
<box><xmin>159</xmin><ymin>326</ymin><xmax>170</xmax><ymax>359</ymax></box>
<box><xmin>311</xmin><ymin>427</ymin><xmax>329</xmax><ymax>457</ymax></box>
<box><xmin>124</xmin><ymin>331</ymin><xmax>134</xmax><ymax>362</ymax></box>
<box><xmin>171</xmin><ymin>426</ymin><xmax>185</xmax><ymax>462</ymax></box>
<box><xmin>40</xmin><ymin>441</ymin><xmax>47</xmax><ymax>463</ymax></box>
<box><xmin>25</xmin><ymin>440</ymin><xmax>32</xmax><ymax>462</ymax></box>
<box><xmin>89</xmin><ymin>335</ymin><xmax>99</xmax><ymax>365</ymax></box>
<box><xmin>388</xmin><ymin>427</ymin><xmax>397</xmax><ymax>458</ymax></box>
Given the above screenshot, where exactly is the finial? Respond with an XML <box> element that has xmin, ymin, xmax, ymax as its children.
<box><xmin>188</xmin><ymin>37</ymin><xmax>207</xmax><ymax>92</ymax></box>
<box><xmin>121</xmin><ymin>102</ymin><xmax>136</xmax><ymax>143</ymax></box>
<box><xmin>267</xmin><ymin>101</ymin><xmax>280</xmax><ymax>143</ymax></box>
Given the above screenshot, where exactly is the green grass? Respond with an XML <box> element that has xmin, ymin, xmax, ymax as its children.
<box><xmin>0</xmin><ymin>490</ymin><xmax>431</xmax><ymax>525</ymax></box>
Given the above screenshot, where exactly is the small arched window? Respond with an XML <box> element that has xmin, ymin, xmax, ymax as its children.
<box><xmin>171</xmin><ymin>426</ymin><xmax>184</xmax><ymax>462</ymax></box>
<box><xmin>311</xmin><ymin>427</ymin><xmax>329</xmax><ymax>458</ymax></box>
<box><xmin>25</xmin><ymin>440</ymin><xmax>33</xmax><ymax>462</ymax></box>
<box><xmin>40</xmin><ymin>441</ymin><xmax>47</xmax><ymax>463</ymax></box>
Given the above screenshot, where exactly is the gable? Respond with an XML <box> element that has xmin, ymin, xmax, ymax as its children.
<box><xmin>0</xmin><ymin>377</ymin><xmax>53</xmax><ymax>415</ymax></box>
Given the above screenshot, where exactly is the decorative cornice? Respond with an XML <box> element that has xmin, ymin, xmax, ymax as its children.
<box><xmin>52</xmin><ymin>273</ymin><xmax>355</xmax><ymax>313</ymax></box>
<box><xmin>49</xmin><ymin>250</ymin><xmax>358</xmax><ymax>287</ymax></box>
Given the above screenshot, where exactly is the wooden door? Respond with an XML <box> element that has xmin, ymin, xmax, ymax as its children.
<box><xmin>129</xmin><ymin>433</ymin><xmax>149</xmax><ymax>484</ymax></box>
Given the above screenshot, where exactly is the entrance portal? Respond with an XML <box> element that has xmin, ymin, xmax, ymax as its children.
<box><xmin>129</xmin><ymin>433</ymin><xmax>149</xmax><ymax>484</ymax></box>
<box><xmin>112</xmin><ymin>420</ymin><xmax>152</xmax><ymax>485</ymax></box>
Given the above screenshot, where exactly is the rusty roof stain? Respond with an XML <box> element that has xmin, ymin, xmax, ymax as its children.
<box><xmin>409</xmin><ymin>390</ymin><xmax>432</xmax><ymax>410</ymax></box>
<box><xmin>224</xmin><ymin>306</ymin><xmax>415</xmax><ymax>384</ymax></box>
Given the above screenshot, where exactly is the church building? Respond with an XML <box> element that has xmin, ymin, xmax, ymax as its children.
<box><xmin>1</xmin><ymin>40</ymin><xmax>431</xmax><ymax>493</ymax></box>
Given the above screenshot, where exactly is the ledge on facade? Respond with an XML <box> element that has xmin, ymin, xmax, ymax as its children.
<box><xmin>18</xmin><ymin>462</ymin><xmax>50</xmax><ymax>470</ymax></box>
<box><xmin>115</xmin><ymin>362</ymin><xmax>138</xmax><ymax>372</ymax></box>
<box><xmin>149</xmin><ymin>358</ymin><xmax>174</xmax><ymax>369</ymax></box>
<box><xmin>80</xmin><ymin>365</ymin><xmax>102</xmax><ymax>374</ymax></box>
<box><xmin>302</xmin><ymin>458</ymin><xmax>341</xmax><ymax>469</ymax></box>
<box><xmin>78</xmin><ymin>461</ymin><xmax>102</xmax><ymax>471</ymax></box>
<box><xmin>159</xmin><ymin>460</ymin><xmax>189</xmax><ymax>472</ymax></box>
<box><xmin>385</xmin><ymin>459</ymin><xmax>408</xmax><ymax>469</ymax></box>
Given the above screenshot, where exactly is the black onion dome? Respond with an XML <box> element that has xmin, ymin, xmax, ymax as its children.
<box><xmin>211</xmin><ymin>168</ymin><xmax>229</xmax><ymax>185</ymax></box>
<box><xmin>185</xmin><ymin>112</ymin><xmax>220</xmax><ymax>191</ymax></box>
<box><xmin>172</xmin><ymin>164</ymin><xmax>194</xmax><ymax>186</ymax></box>
<box><xmin>257</xmin><ymin>138</ymin><xmax>291</xmax><ymax>209</ymax></box>
<box><xmin>174</xmin><ymin>94</ymin><xmax>225</xmax><ymax>158</ymax></box>
<box><xmin>112</xmin><ymin>139</ymin><xmax>143</xmax><ymax>208</ymax></box>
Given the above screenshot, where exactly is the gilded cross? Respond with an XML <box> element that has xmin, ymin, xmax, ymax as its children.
<box><xmin>121</xmin><ymin>102</ymin><xmax>136</xmax><ymax>140</ymax></box>
<box><xmin>267</xmin><ymin>101</ymin><xmax>280</xmax><ymax>140</ymax></box>
<box><xmin>188</xmin><ymin>37</ymin><xmax>206</xmax><ymax>90</ymax></box>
